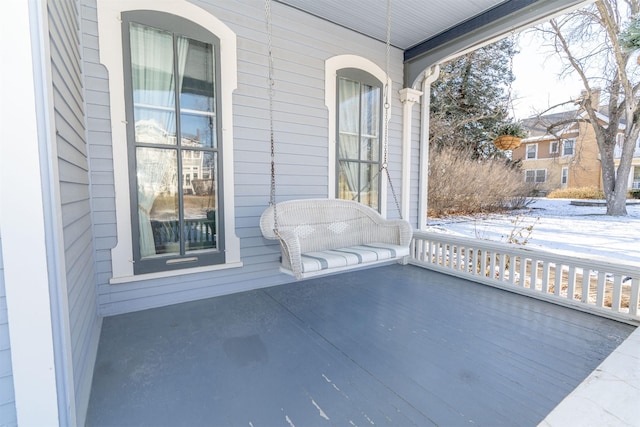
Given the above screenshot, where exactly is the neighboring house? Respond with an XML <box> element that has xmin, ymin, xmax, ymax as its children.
<box><xmin>0</xmin><ymin>0</ymin><xmax>594</xmax><ymax>425</ymax></box>
<box><xmin>513</xmin><ymin>90</ymin><xmax>640</xmax><ymax>194</ymax></box>
<box><xmin>512</xmin><ymin>94</ymin><xmax>603</xmax><ymax>194</ymax></box>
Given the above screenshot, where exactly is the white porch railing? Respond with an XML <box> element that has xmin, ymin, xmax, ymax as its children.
<box><xmin>410</xmin><ymin>231</ymin><xmax>640</xmax><ymax>325</ymax></box>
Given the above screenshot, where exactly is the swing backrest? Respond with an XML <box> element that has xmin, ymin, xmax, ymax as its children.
<box><xmin>260</xmin><ymin>198</ymin><xmax>412</xmax><ymax>255</ymax></box>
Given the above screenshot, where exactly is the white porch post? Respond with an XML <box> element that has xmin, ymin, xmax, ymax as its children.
<box><xmin>399</xmin><ymin>88</ymin><xmax>423</xmax><ymax>221</ymax></box>
<box><xmin>418</xmin><ymin>66</ymin><xmax>440</xmax><ymax>230</ymax></box>
<box><xmin>1</xmin><ymin>1</ymin><xmax>64</xmax><ymax>425</ymax></box>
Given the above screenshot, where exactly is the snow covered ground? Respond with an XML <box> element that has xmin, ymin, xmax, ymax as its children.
<box><xmin>425</xmin><ymin>198</ymin><xmax>640</xmax><ymax>264</ymax></box>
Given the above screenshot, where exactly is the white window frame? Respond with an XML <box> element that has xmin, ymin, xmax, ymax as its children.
<box><xmin>526</xmin><ymin>143</ymin><xmax>538</xmax><ymax>160</ymax></box>
<box><xmin>97</xmin><ymin>0</ymin><xmax>241</xmax><ymax>282</ymax></box>
<box><xmin>561</xmin><ymin>166</ymin><xmax>568</xmax><ymax>185</ymax></box>
<box><xmin>326</xmin><ymin>55</ymin><xmax>390</xmax><ymax>217</ymax></box>
<box><xmin>562</xmin><ymin>138</ymin><xmax>576</xmax><ymax>156</ymax></box>
<box><xmin>549</xmin><ymin>141</ymin><xmax>559</xmax><ymax>154</ymax></box>
<box><xmin>525</xmin><ymin>169</ymin><xmax>547</xmax><ymax>183</ymax></box>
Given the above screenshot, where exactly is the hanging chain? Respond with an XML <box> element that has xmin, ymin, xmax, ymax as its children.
<box><xmin>265</xmin><ymin>0</ymin><xmax>279</xmax><ymax>234</ymax></box>
<box><xmin>381</xmin><ymin>0</ymin><xmax>402</xmax><ymax>218</ymax></box>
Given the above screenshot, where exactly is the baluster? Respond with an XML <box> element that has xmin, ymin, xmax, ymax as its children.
<box><xmin>530</xmin><ymin>259</ymin><xmax>538</xmax><ymax>290</ymax></box>
<box><xmin>581</xmin><ymin>267</ymin><xmax>591</xmax><ymax>303</ymax></box>
<box><xmin>509</xmin><ymin>255</ymin><xmax>518</xmax><ymax>285</ymax></box>
<box><xmin>630</xmin><ymin>278</ymin><xmax>639</xmax><ymax>316</ymax></box>
<box><xmin>596</xmin><ymin>271</ymin><xmax>606</xmax><ymax>307</ymax></box>
<box><xmin>567</xmin><ymin>266</ymin><xmax>576</xmax><ymax>300</ymax></box>
<box><xmin>611</xmin><ymin>275</ymin><xmax>622</xmax><ymax>312</ymax></box>
<box><xmin>541</xmin><ymin>261</ymin><xmax>550</xmax><ymax>293</ymax></box>
<box><xmin>519</xmin><ymin>257</ymin><xmax>527</xmax><ymax>288</ymax></box>
<box><xmin>554</xmin><ymin>264</ymin><xmax>562</xmax><ymax>296</ymax></box>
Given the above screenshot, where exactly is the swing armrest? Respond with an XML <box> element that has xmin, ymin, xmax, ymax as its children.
<box><xmin>380</xmin><ymin>219</ymin><xmax>413</xmax><ymax>247</ymax></box>
<box><xmin>273</xmin><ymin>229</ymin><xmax>303</xmax><ymax>279</ymax></box>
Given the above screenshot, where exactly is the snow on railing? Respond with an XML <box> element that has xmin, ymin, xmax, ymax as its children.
<box><xmin>410</xmin><ymin>231</ymin><xmax>640</xmax><ymax>325</ymax></box>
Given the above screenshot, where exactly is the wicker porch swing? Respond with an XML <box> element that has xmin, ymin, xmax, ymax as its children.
<box><xmin>259</xmin><ymin>0</ymin><xmax>412</xmax><ymax>279</ymax></box>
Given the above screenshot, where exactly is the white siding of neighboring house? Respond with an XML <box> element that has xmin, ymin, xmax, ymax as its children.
<box><xmin>49</xmin><ymin>0</ymin><xmax>102</xmax><ymax>423</ymax></box>
<box><xmin>81</xmin><ymin>0</ymin><xmax>416</xmax><ymax>316</ymax></box>
<box><xmin>0</xmin><ymin>234</ymin><xmax>17</xmax><ymax>427</ymax></box>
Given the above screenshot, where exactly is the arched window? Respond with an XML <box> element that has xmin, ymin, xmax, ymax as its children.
<box><xmin>98</xmin><ymin>0</ymin><xmax>241</xmax><ymax>281</ymax></box>
<box><xmin>325</xmin><ymin>55</ymin><xmax>389</xmax><ymax>214</ymax></box>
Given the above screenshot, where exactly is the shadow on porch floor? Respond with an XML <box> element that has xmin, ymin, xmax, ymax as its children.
<box><xmin>86</xmin><ymin>264</ymin><xmax>634</xmax><ymax>426</ymax></box>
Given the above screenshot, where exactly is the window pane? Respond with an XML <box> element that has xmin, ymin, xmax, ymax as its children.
<box><xmin>338</xmin><ymin>78</ymin><xmax>360</xmax><ymax>134</ymax></box>
<box><xmin>185</xmin><ymin>151</ymin><xmax>217</xmax><ymax>252</ymax></box>
<box><xmin>360</xmin><ymin>163</ymin><xmax>379</xmax><ymax>210</ymax></box>
<box><xmin>536</xmin><ymin>170</ymin><xmax>546</xmax><ymax>183</ymax></box>
<box><xmin>338</xmin><ymin>161</ymin><xmax>359</xmax><ymax>201</ymax></box>
<box><xmin>130</xmin><ymin>23</ymin><xmax>177</xmax><ymax>145</ymax></box>
<box><xmin>526</xmin><ymin>145</ymin><xmax>536</xmax><ymax>158</ymax></box>
<box><xmin>525</xmin><ymin>170</ymin><xmax>534</xmax><ymax>183</ymax></box>
<box><xmin>180</xmin><ymin>113</ymin><xmax>215</xmax><ymax>148</ymax></box>
<box><xmin>178</xmin><ymin>37</ymin><xmax>216</xmax><ymax>148</ymax></box>
<box><xmin>361</xmin><ymin>137</ymin><xmax>379</xmax><ymax>162</ymax></box>
<box><xmin>338</xmin><ymin>134</ymin><xmax>359</xmax><ymax>160</ymax></box>
<box><xmin>338</xmin><ymin>78</ymin><xmax>360</xmax><ymax>160</ymax></box>
<box><xmin>360</xmin><ymin>84</ymin><xmax>380</xmax><ymax>161</ymax></box>
<box><xmin>563</xmin><ymin>140</ymin><xmax>575</xmax><ymax>156</ymax></box>
<box><xmin>136</xmin><ymin>147</ymin><xmax>179</xmax><ymax>258</ymax></box>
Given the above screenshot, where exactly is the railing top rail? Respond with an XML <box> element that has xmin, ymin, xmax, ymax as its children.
<box><xmin>413</xmin><ymin>230</ymin><xmax>640</xmax><ymax>276</ymax></box>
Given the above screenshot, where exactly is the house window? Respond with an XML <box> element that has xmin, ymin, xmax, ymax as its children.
<box><xmin>563</xmin><ymin>138</ymin><xmax>575</xmax><ymax>156</ymax></box>
<box><xmin>633</xmin><ymin>166</ymin><xmax>640</xmax><ymax>189</ymax></box>
<box><xmin>561</xmin><ymin>167</ymin><xmax>568</xmax><ymax>185</ymax></box>
<box><xmin>526</xmin><ymin>144</ymin><xmax>538</xmax><ymax>159</ymax></box>
<box><xmin>336</xmin><ymin>68</ymin><xmax>382</xmax><ymax>210</ymax></box>
<box><xmin>122</xmin><ymin>11</ymin><xmax>224</xmax><ymax>274</ymax></box>
<box><xmin>550</xmin><ymin>141</ymin><xmax>559</xmax><ymax>154</ymax></box>
<box><xmin>525</xmin><ymin>169</ymin><xmax>546</xmax><ymax>183</ymax></box>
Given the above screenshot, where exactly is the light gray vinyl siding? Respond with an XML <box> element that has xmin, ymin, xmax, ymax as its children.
<box><xmin>0</xmin><ymin>234</ymin><xmax>17</xmax><ymax>427</ymax></box>
<box><xmin>48</xmin><ymin>0</ymin><xmax>101</xmax><ymax>424</ymax></box>
<box><xmin>82</xmin><ymin>0</ymin><xmax>414</xmax><ymax>316</ymax></box>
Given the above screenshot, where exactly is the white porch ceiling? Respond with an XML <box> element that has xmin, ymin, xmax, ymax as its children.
<box><xmin>276</xmin><ymin>0</ymin><xmax>506</xmax><ymax>50</ymax></box>
<box><xmin>275</xmin><ymin>0</ymin><xmax>591</xmax><ymax>85</ymax></box>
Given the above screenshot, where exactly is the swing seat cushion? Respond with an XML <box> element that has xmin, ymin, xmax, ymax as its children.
<box><xmin>260</xmin><ymin>199</ymin><xmax>413</xmax><ymax>279</ymax></box>
<box><xmin>300</xmin><ymin>243</ymin><xmax>410</xmax><ymax>274</ymax></box>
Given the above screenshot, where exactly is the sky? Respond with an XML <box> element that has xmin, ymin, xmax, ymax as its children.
<box><xmin>510</xmin><ymin>31</ymin><xmax>585</xmax><ymax>120</ymax></box>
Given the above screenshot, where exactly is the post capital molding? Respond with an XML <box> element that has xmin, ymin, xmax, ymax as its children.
<box><xmin>399</xmin><ymin>87</ymin><xmax>423</xmax><ymax>105</ymax></box>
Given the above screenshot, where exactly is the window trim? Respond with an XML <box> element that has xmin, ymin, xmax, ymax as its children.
<box><xmin>549</xmin><ymin>141</ymin><xmax>559</xmax><ymax>154</ymax></box>
<box><xmin>562</xmin><ymin>138</ymin><xmax>576</xmax><ymax>157</ymax></box>
<box><xmin>561</xmin><ymin>166</ymin><xmax>568</xmax><ymax>185</ymax></box>
<box><xmin>526</xmin><ymin>143</ymin><xmax>538</xmax><ymax>160</ymax></box>
<box><xmin>326</xmin><ymin>55</ymin><xmax>390</xmax><ymax>217</ymax></box>
<box><xmin>97</xmin><ymin>0</ymin><xmax>241</xmax><ymax>282</ymax></box>
<box><xmin>525</xmin><ymin>169</ymin><xmax>547</xmax><ymax>183</ymax></box>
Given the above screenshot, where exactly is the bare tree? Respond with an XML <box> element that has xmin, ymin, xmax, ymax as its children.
<box><xmin>536</xmin><ymin>0</ymin><xmax>640</xmax><ymax>215</ymax></box>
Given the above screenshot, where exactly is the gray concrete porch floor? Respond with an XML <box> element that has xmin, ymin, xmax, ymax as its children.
<box><xmin>86</xmin><ymin>264</ymin><xmax>635</xmax><ymax>426</ymax></box>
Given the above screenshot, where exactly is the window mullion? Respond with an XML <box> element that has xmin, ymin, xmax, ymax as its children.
<box><xmin>173</xmin><ymin>33</ymin><xmax>186</xmax><ymax>256</ymax></box>
<box><xmin>357</xmin><ymin>82</ymin><xmax>363</xmax><ymax>203</ymax></box>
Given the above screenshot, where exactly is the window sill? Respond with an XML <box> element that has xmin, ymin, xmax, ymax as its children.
<box><xmin>109</xmin><ymin>261</ymin><xmax>244</xmax><ymax>285</ymax></box>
